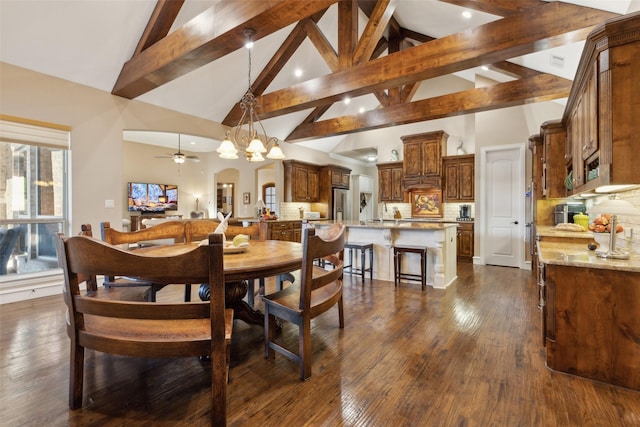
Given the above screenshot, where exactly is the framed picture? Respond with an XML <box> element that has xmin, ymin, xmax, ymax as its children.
<box><xmin>411</xmin><ymin>189</ymin><xmax>443</xmax><ymax>218</ymax></box>
<box><xmin>222</xmin><ymin>196</ymin><xmax>227</xmax><ymax>203</ymax></box>
<box><xmin>243</xmin><ymin>192</ymin><xmax>250</xmax><ymax>204</ymax></box>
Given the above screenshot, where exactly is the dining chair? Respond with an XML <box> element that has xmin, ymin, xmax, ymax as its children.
<box><xmin>55</xmin><ymin>232</ymin><xmax>232</xmax><ymax>425</ymax></box>
<box><xmin>263</xmin><ymin>224</ymin><xmax>345</xmax><ymax>380</ymax></box>
<box><xmin>100</xmin><ymin>221</ymin><xmax>186</xmax><ymax>301</ymax></box>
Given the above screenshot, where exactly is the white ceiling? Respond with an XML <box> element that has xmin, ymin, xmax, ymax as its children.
<box><xmin>2</xmin><ymin>0</ymin><xmax>639</xmax><ymax>162</ymax></box>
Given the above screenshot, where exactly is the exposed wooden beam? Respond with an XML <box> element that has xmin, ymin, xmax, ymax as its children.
<box><xmin>133</xmin><ymin>0</ymin><xmax>184</xmax><ymax>55</ymax></box>
<box><xmin>353</xmin><ymin>0</ymin><xmax>398</xmax><ymax>65</ymax></box>
<box><xmin>438</xmin><ymin>0</ymin><xmax>547</xmax><ymax>17</ymax></box>
<box><xmin>222</xmin><ymin>18</ymin><xmax>313</xmax><ymax>126</ymax></box>
<box><xmin>286</xmin><ymin>73</ymin><xmax>572</xmax><ymax>141</ymax></box>
<box><xmin>338</xmin><ymin>0</ymin><xmax>358</xmax><ymax>69</ymax></box>
<box><xmin>305</xmin><ymin>20</ymin><xmax>339</xmax><ymax>72</ymax></box>
<box><xmin>242</xmin><ymin>2</ymin><xmax>615</xmax><ymax>121</ymax></box>
<box><xmin>112</xmin><ymin>0</ymin><xmax>337</xmax><ymax>99</ymax></box>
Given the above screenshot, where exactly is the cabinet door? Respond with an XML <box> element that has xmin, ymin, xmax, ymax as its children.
<box><xmin>444</xmin><ymin>161</ymin><xmax>459</xmax><ymax>201</ymax></box>
<box><xmin>403</xmin><ymin>141</ymin><xmax>422</xmax><ymax>178</ymax></box>
<box><xmin>341</xmin><ymin>173</ymin><xmax>350</xmax><ymax>188</ymax></box>
<box><xmin>293</xmin><ymin>166</ymin><xmax>309</xmax><ymax>201</ymax></box>
<box><xmin>421</xmin><ymin>139</ymin><xmax>441</xmax><ymax>176</ymax></box>
<box><xmin>392</xmin><ymin>167</ymin><xmax>403</xmax><ymax>201</ymax></box>
<box><xmin>379</xmin><ymin>168</ymin><xmax>392</xmax><ymax>202</ymax></box>
<box><xmin>459</xmin><ymin>160</ymin><xmax>474</xmax><ymax>201</ymax></box>
<box><xmin>308</xmin><ymin>169</ymin><xmax>319</xmax><ymax>201</ymax></box>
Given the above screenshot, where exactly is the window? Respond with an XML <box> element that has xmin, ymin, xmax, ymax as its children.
<box><xmin>262</xmin><ymin>182</ymin><xmax>276</xmax><ymax>214</ymax></box>
<box><xmin>0</xmin><ymin>118</ymin><xmax>70</xmax><ymax>278</ymax></box>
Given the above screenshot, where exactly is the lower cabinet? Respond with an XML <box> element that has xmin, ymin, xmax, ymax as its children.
<box><xmin>456</xmin><ymin>222</ymin><xmax>474</xmax><ymax>262</ymax></box>
<box><xmin>266</xmin><ymin>221</ymin><xmax>302</xmax><ymax>242</ymax></box>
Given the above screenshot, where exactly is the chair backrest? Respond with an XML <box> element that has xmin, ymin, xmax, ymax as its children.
<box><xmin>101</xmin><ymin>221</ymin><xmax>186</xmax><ymax>246</ymax></box>
<box><xmin>55</xmin><ymin>232</ymin><xmax>226</xmax><ymax>353</ymax></box>
<box><xmin>299</xmin><ymin>224</ymin><xmax>345</xmax><ymax>311</ymax></box>
<box><xmin>55</xmin><ymin>232</ymin><xmax>228</xmax><ymax>421</ymax></box>
<box><xmin>185</xmin><ymin>220</ymin><xmax>266</xmax><ymax>243</ymax></box>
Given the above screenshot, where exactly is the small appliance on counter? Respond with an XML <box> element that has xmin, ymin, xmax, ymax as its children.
<box><xmin>554</xmin><ymin>202</ymin><xmax>585</xmax><ymax>224</ymax></box>
<box><xmin>456</xmin><ymin>204</ymin><xmax>473</xmax><ymax>222</ymax></box>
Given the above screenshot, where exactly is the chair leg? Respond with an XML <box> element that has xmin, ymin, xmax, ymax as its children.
<box><xmin>369</xmin><ymin>247</ymin><xmax>373</xmax><ymax>281</ymax></box>
<box><xmin>69</xmin><ymin>342</ymin><xmax>85</xmax><ymax>409</ymax></box>
<box><xmin>300</xmin><ymin>317</ymin><xmax>312</xmax><ymax>380</ymax></box>
<box><xmin>264</xmin><ymin>308</ymin><xmax>276</xmax><ymax>359</ymax></box>
<box><xmin>338</xmin><ymin>295</ymin><xmax>345</xmax><ymax>328</ymax></box>
<box><xmin>360</xmin><ymin>248</ymin><xmax>366</xmax><ymax>281</ymax></box>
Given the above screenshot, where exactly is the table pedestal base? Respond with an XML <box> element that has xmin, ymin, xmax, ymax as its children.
<box><xmin>198</xmin><ymin>281</ymin><xmax>264</xmax><ymax>326</ymax></box>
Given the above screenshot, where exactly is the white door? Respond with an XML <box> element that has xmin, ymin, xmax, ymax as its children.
<box><xmin>484</xmin><ymin>145</ymin><xmax>524</xmax><ymax>267</ymax></box>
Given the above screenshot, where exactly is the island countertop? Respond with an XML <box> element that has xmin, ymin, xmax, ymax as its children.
<box><xmin>537</xmin><ymin>241</ymin><xmax>640</xmax><ymax>272</ymax></box>
<box><xmin>312</xmin><ymin>220</ymin><xmax>459</xmax><ymax>230</ymax></box>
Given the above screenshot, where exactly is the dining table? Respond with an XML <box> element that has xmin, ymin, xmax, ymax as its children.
<box><xmin>133</xmin><ymin>239</ymin><xmax>303</xmax><ymax>326</ymax></box>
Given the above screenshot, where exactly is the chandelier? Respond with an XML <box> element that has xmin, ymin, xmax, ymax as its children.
<box><xmin>217</xmin><ymin>28</ymin><xmax>285</xmax><ymax>162</ymax></box>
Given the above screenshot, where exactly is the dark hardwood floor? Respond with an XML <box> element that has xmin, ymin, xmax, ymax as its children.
<box><xmin>1</xmin><ymin>263</ymin><xmax>639</xmax><ymax>426</ymax></box>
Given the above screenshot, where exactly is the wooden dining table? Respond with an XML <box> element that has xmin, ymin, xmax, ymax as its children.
<box><xmin>133</xmin><ymin>239</ymin><xmax>303</xmax><ymax>325</ymax></box>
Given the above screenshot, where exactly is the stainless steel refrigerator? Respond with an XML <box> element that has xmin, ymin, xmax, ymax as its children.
<box><xmin>332</xmin><ymin>188</ymin><xmax>350</xmax><ymax>221</ymax></box>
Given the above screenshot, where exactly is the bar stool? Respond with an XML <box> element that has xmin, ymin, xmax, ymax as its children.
<box><xmin>393</xmin><ymin>245</ymin><xmax>427</xmax><ymax>289</ymax></box>
<box><xmin>344</xmin><ymin>242</ymin><xmax>374</xmax><ymax>281</ymax></box>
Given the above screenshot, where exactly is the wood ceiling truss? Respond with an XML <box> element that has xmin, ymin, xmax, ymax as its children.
<box><xmin>113</xmin><ymin>0</ymin><xmax>617</xmax><ymax>142</ymax></box>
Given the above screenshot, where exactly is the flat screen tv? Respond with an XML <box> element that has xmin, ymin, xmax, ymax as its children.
<box><xmin>127</xmin><ymin>182</ymin><xmax>178</xmax><ymax>213</ymax></box>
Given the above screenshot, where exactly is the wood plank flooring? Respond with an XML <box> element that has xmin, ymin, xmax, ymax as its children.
<box><xmin>1</xmin><ymin>263</ymin><xmax>639</xmax><ymax>426</ymax></box>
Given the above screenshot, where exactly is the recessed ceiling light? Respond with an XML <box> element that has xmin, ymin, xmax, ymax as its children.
<box><xmin>462</xmin><ymin>10</ymin><xmax>472</xmax><ymax>19</ymax></box>
<box><xmin>481</xmin><ymin>65</ymin><xmax>489</xmax><ymax>71</ymax></box>
<box><xmin>359</xmin><ymin>107</ymin><xmax>365</xmax><ymax>114</ymax></box>
<box><xmin>367</xmin><ymin>154</ymin><xmax>377</xmax><ymax>162</ymax></box>
<box><xmin>344</xmin><ymin>97</ymin><xmax>351</xmax><ymax>105</ymax></box>
<box><xmin>294</xmin><ymin>68</ymin><xmax>303</xmax><ymax>78</ymax></box>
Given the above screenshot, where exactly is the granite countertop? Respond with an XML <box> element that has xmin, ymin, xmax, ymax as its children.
<box><xmin>537</xmin><ymin>241</ymin><xmax>640</xmax><ymax>272</ymax></box>
<box><xmin>313</xmin><ymin>220</ymin><xmax>458</xmax><ymax>230</ymax></box>
<box><xmin>536</xmin><ymin>224</ymin><xmax>594</xmax><ymax>239</ymax></box>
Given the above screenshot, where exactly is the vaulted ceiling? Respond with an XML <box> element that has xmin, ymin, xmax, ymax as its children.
<box><xmin>2</xmin><ymin>0</ymin><xmax>638</xmax><ymax>162</ymax></box>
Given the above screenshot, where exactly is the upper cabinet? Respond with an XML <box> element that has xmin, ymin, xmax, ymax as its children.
<box><xmin>562</xmin><ymin>14</ymin><xmax>640</xmax><ymax>194</ymax></box>
<box><xmin>377</xmin><ymin>162</ymin><xmax>404</xmax><ymax>202</ymax></box>
<box><xmin>443</xmin><ymin>154</ymin><xmax>474</xmax><ymax>202</ymax></box>
<box><xmin>401</xmin><ymin>131</ymin><xmax>448</xmax><ymax>190</ymax></box>
<box><xmin>284</xmin><ymin>160</ymin><xmax>319</xmax><ymax>202</ymax></box>
<box><xmin>538</xmin><ymin>120</ymin><xmax>567</xmax><ymax>199</ymax></box>
<box><xmin>322</xmin><ymin>165</ymin><xmax>351</xmax><ymax>190</ymax></box>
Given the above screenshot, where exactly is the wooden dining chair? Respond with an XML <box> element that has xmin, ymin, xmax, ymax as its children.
<box><xmin>263</xmin><ymin>224</ymin><xmax>345</xmax><ymax>380</ymax></box>
<box><xmin>55</xmin><ymin>232</ymin><xmax>232</xmax><ymax>425</ymax></box>
<box><xmin>100</xmin><ymin>221</ymin><xmax>187</xmax><ymax>301</ymax></box>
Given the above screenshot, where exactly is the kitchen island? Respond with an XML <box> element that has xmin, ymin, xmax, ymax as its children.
<box><xmin>314</xmin><ymin>220</ymin><xmax>458</xmax><ymax>288</ymax></box>
<box><xmin>537</xmin><ymin>240</ymin><xmax>640</xmax><ymax>390</ymax></box>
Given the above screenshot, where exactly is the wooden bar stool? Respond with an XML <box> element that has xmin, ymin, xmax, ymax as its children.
<box><xmin>393</xmin><ymin>245</ymin><xmax>427</xmax><ymax>289</ymax></box>
<box><xmin>344</xmin><ymin>242</ymin><xmax>374</xmax><ymax>281</ymax></box>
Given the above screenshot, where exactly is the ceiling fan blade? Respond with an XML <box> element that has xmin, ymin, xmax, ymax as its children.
<box><xmin>186</xmin><ymin>156</ymin><xmax>200</xmax><ymax>162</ymax></box>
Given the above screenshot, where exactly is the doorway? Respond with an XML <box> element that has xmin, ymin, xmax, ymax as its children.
<box><xmin>481</xmin><ymin>144</ymin><xmax>525</xmax><ymax>268</ymax></box>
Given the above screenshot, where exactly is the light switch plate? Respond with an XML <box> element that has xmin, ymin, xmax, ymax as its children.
<box><xmin>104</xmin><ymin>199</ymin><xmax>115</xmax><ymax>208</ymax></box>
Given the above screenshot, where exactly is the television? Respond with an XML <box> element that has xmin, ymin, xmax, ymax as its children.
<box><xmin>127</xmin><ymin>182</ymin><xmax>178</xmax><ymax>213</ymax></box>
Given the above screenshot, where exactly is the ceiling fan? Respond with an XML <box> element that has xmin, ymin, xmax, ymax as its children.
<box><xmin>156</xmin><ymin>134</ymin><xmax>200</xmax><ymax>164</ymax></box>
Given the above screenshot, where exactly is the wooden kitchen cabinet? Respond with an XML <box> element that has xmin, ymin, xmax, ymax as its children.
<box><xmin>377</xmin><ymin>162</ymin><xmax>404</xmax><ymax>202</ymax></box>
<box><xmin>266</xmin><ymin>220</ymin><xmax>302</xmax><ymax>242</ymax></box>
<box><xmin>284</xmin><ymin>160</ymin><xmax>319</xmax><ymax>202</ymax></box>
<box><xmin>401</xmin><ymin>130</ymin><xmax>447</xmax><ymax>189</ymax></box>
<box><xmin>562</xmin><ymin>15</ymin><xmax>640</xmax><ymax>194</ymax></box>
<box><xmin>539</xmin><ymin>120</ymin><xmax>567</xmax><ymax>199</ymax></box>
<box><xmin>443</xmin><ymin>154</ymin><xmax>474</xmax><ymax>202</ymax></box>
<box><xmin>543</xmin><ymin>262</ymin><xmax>640</xmax><ymax>391</ymax></box>
<box><xmin>456</xmin><ymin>222</ymin><xmax>474</xmax><ymax>262</ymax></box>
<box><xmin>325</xmin><ymin>165</ymin><xmax>351</xmax><ymax>189</ymax></box>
